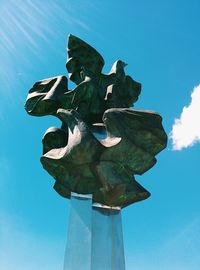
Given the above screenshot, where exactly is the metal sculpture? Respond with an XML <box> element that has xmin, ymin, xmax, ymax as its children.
<box><xmin>25</xmin><ymin>34</ymin><xmax>167</xmax><ymax>208</ymax></box>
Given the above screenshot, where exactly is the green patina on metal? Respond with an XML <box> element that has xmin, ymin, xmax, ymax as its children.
<box><xmin>25</xmin><ymin>34</ymin><xmax>167</xmax><ymax>207</ymax></box>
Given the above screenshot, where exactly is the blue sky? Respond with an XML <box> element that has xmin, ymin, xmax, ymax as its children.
<box><xmin>0</xmin><ymin>0</ymin><xmax>200</xmax><ymax>269</ymax></box>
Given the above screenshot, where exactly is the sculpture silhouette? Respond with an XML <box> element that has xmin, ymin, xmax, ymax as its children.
<box><xmin>25</xmin><ymin>34</ymin><xmax>167</xmax><ymax>207</ymax></box>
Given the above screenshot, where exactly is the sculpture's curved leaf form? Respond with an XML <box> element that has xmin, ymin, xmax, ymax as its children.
<box><xmin>41</xmin><ymin>109</ymin><xmax>105</xmax><ymax>202</ymax></box>
<box><xmin>42</xmin><ymin>127</ymin><xmax>68</xmax><ymax>155</ymax></box>
<box><xmin>102</xmin><ymin>108</ymin><xmax>167</xmax><ymax>174</ymax></box>
<box><xmin>40</xmin><ymin>108</ymin><xmax>167</xmax><ymax>207</ymax></box>
<box><xmin>25</xmin><ymin>75</ymin><xmax>68</xmax><ymax>116</ymax></box>
<box><xmin>66</xmin><ymin>34</ymin><xmax>105</xmax><ymax>84</ymax></box>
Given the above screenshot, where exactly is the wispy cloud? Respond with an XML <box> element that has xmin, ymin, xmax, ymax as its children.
<box><xmin>170</xmin><ymin>84</ymin><xmax>200</xmax><ymax>150</ymax></box>
<box><xmin>0</xmin><ymin>212</ymin><xmax>65</xmax><ymax>270</ymax></box>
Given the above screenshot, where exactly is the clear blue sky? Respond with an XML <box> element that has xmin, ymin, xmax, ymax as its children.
<box><xmin>0</xmin><ymin>1</ymin><xmax>200</xmax><ymax>269</ymax></box>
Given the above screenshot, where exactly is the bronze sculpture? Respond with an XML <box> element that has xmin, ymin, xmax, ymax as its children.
<box><xmin>25</xmin><ymin>34</ymin><xmax>167</xmax><ymax>208</ymax></box>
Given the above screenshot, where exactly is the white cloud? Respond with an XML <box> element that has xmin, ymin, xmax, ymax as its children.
<box><xmin>0</xmin><ymin>212</ymin><xmax>65</xmax><ymax>270</ymax></box>
<box><xmin>170</xmin><ymin>84</ymin><xmax>200</xmax><ymax>150</ymax></box>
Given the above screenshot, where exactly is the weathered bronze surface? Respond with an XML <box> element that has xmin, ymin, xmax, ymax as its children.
<box><xmin>25</xmin><ymin>34</ymin><xmax>167</xmax><ymax>207</ymax></box>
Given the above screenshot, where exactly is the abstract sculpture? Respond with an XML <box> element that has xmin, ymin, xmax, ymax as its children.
<box><xmin>25</xmin><ymin>34</ymin><xmax>167</xmax><ymax>269</ymax></box>
<box><xmin>25</xmin><ymin>34</ymin><xmax>167</xmax><ymax>208</ymax></box>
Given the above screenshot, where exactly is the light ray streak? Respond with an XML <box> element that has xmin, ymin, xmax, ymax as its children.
<box><xmin>5</xmin><ymin>8</ymin><xmax>38</xmax><ymax>48</ymax></box>
<box><xmin>0</xmin><ymin>0</ymin><xmax>91</xmax><ymax>103</ymax></box>
<box><xmin>12</xmin><ymin>2</ymin><xmax>49</xmax><ymax>41</ymax></box>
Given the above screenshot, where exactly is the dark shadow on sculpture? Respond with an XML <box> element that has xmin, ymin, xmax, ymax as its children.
<box><xmin>25</xmin><ymin>34</ymin><xmax>167</xmax><ymax>207</ymax></box>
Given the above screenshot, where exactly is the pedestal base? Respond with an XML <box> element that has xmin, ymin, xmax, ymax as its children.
<box><xmin>64</xmin><ymin>193</ymin><xmax>125</xmax><ymax>270</ymax></box>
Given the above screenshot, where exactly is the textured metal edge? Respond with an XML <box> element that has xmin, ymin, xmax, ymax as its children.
<box><xmin>92</xmin><ymin>202</ymin><xmax>121</xmax><ymax>210</ymax></box>
<box><xmin>71</xmin><ymin>192</ymin><xmax>93</xmax><ymax>199</ymax></box>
